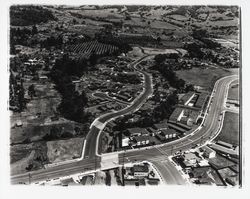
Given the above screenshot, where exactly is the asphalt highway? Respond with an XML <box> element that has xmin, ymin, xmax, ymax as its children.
<box><xmin>10</xmin><ymin>56</ymin><xmax>237</xmax><ymax>184</ymax></box>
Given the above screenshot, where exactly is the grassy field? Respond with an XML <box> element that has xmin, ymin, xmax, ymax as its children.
<box><xmin>215</xmin><ymin>112</ymin><xmax>239</xmax><ymax>146</ymax></box>
<box><xmin>46</xmin><ymin>138</ymin><xmax>84</xmax><ymax>163</ymax></box>
<box><xmin>176</xmin><ymin>67</ymin><xmax>232</xmax><ymax>91</ymax></box>
<box><xmin>10</xmin><ymin>142</ymin><xmax>48</xmax><ymax>175</ymax></box>
<box><xmin>228</xmin><ymin>79</ymin><xmax>239</xmax><ymax>100</ymax></box>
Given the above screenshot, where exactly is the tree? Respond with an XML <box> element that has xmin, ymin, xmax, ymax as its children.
<box><xmin>185</xmin><ymin>42</ymin><xmax>204</xmax><ymax>59</ymax></box>
<box><xmin>17</xmin><ymin>81</ymin><xmax>26</xmax><ymax>112</ymax></box>
<box><xmin>10</xmin><ymin>43</ymin><xmax>16</xmax><ymax>55</ymax></box>
<box><xmin>28</xmin><ymin>84</ymin><xmax>36</xmax><ymax>99</ymax></box>
<box><xmin>32</xmin><ymin>25</ymin><xmax>38</xmax><ymax>35</ymax></box>
<box><xmin>72</xmin><ymin>18</ymin><xmax>77</xmax><ymax>24</ymax></box>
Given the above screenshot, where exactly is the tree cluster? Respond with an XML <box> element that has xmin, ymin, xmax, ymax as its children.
<box><xmin>50</xmin><ymin>55</ymin><xmax>90</xmax><ymax>123</ymax></box>
<box><xmin>10</xmin><ymin>5</ymin><xmax>56</xmax><ymax>26</ymax></box>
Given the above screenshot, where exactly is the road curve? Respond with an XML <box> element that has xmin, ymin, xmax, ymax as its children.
<box><xmin>83</xmin><ymin>56</ymin><xmax>153</xmax><ymax>159</ymax></box>
<box><xmin>10</xmin><ymin>66</ymin><xmax>238</xmax><ymax>185</ymax></box>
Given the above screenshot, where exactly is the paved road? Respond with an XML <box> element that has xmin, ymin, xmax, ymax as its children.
<box><xmin>10</xmin><ymin>60</ymin><xmax>237</xmax><ymax>184</ymax></box>
<box><xmin>151</xmin><ymin>160</ymin><xmax>186</xmax><ymax>185</ymax></box>
<box><xmin>84</xmin><ymin>56</ymin><xmax>153</xmax><ymax>159</ymax></box>
<box><xmin>115</xmin><ymin>75</ymin><xmax>237</xmax><ymax>184</ymax></box>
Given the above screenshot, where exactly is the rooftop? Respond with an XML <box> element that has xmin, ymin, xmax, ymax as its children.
<box><xmin>216</xmin><ymin>140</ymin><xmax>234</xmax><ymax>149</ymax></box>
<box><xmin>160</xmin><ymin>129</ymin><xmax>178</xmax><ymax>136</ymax></box>
<box><xmin>201</xmin><ymin>145</ymin><xmax>216</xmax><ymax>154</ymax></box>
<box><xmin>153</xmin><ymin>123</ymin><xmax>169</xmax><ymax>130</ymax></box>
<box><xmin>167</xmin><ymin>123</ymin><xmax>187</xmax><ymax>133</ymax></box>
<box><xmin>133</xmin><ymin>135</ymin><xmax>156</xmax><ymax>143</ymax></box>
<box><xmin>180</xmin><ymin>92</ymin><xmax>195</xmax><ymax>105</ymax></box>
<box><xmin>169</xmin><ymin>108</ymin><xmax>183</xmax><ymax>122</ymax></box>
<box><xmin>195</xmin><ymin>92</ymin><xmax>208</xmax><ymax>108</ymax></box>
<box><xmin>128</xmin><ymin>128</ymin><xmax>150</xmax><ymax>136</ymax></box>
<box><xmin>133</xmin><ymin>164</ymin><xmax>149</xmax><ymax>173</ymax></box>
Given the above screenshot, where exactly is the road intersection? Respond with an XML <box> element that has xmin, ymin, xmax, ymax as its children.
<box><xmin>10</xmin><ymin>55</ymin><xmax>238</xmax><ymax>185</ymax></box>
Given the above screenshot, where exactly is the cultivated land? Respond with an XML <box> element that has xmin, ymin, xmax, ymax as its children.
<box><xmin>215</xmin><ymin>112</ymin><xmax>239</xmax><ymax>146</ymax></box>
<box><xmin>9</xmin><ymin>5</ymin><xmax>240</xmax><ymax>186</ymax></box>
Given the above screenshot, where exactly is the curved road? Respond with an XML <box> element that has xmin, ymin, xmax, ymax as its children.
<box><xmin>83</xmin><ymin>56</ymin><xmax>153</xmax><ymax>159</ymax></box>
<box><xmin>10</xmin><ymin>56</ymin><xmax>238</xmax><ymax>184</ymax></box>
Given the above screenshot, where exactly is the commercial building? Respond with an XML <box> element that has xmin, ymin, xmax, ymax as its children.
<box><xmin>153</xmin><ymin>123</ymin><xmax>169</xmax><ymax>130</ymax></box>
<box><xmin>216</xmin><ymin>140</ymin><xmax>234</xmax><ymax>149</ymax></box>
<box><xmin>183</xmin><ymin>153</ymin><xmax>201</xmax><ymax>167</ymax></box>
<box><xmin>160</xmin><ymin>129</ymin><xmax>179</xmax><ymax>139</ymax></box>
<box><xmin>132</xmin><ymin>136</ymin><xmax>157</xmax><ymax>146</ymax></box>
<box><xmin>201</xmin><ymin>146</ymin><xmax>216</xmax><ymax>159</ymax></box>
<box><xmin>179</xmin><ymin>92</ymin><xmax>195</xmax><ymax>105</ymax></box>
<box><xmin>133</xmin><ymin>164</ymin><xmax>149</xmax><ymax>177</ymax></box>
<box><xmin>127</xmin><ymin>128</ymin><xmax>150</xmax><ymax>137</ymax></box>
<box><xmin>195</xmin><ymin>92</ymin><xmax>208</xmax><ymax>109</ymax></box>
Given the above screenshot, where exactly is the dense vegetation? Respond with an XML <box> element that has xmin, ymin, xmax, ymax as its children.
<box><xmin>192</xmin><ymin>29</ymin><xmax>221</xmax><ymax>49</ymax></box>
<box><xmin>152</xmin><ymin>91</ymin><xmax>179</xmax><ymax>121</ymax></box>
<box><xmin>50</xmin><ymin>54</ymin><xmax>91</xmax><ymax>123</ymax></box>
<box><xmin>10</xmin><ymin>5</ymin><xmax>56</xmax><ymax>26</ymax></box>
<box><xmin>153</xmin><ymin>54</ymin><xmax>194</xmax><ymax>93</ymax></box>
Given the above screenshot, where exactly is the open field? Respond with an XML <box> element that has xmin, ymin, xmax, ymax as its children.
<box><xmin>176</xmin><ymin>67</ymin><xmax>232</xmax><ymax>90</ymax></box>
<box><xmin>10</xmin><ymin>121</ymin><xmax>86</xmax><ymax>144</ymax></box>
<box><xmin>227</xmin><ymin>79</ymin><xmax>239</xmax><ymax>101</ymax></box>
<box><xmin>46</xmin><ymin>138</ymin><xmax>84</xmax><ymax>163</ymax></box>
<box><xmin>215</xmin><ymin>112</ymin><xmax>239</xmax><ymax>146</ymax></box>
<box><xmin>10</xmin><ymin>142</ymin><xmax>48</xmax><ymax>175</ymax></box>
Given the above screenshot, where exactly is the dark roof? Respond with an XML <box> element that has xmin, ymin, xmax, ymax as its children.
<box><xmin>128</xmin><ymin>128</ymin><xmax>149</xmax><ymax>136</ymax></box>
<box><xmin>195</xmin><ymin>92</ymin><xmax>208</xmax><ymax>108</ymax></box>
<box><xmin>184</xmin><ymin>109</ymin><xmax>199</xmax><ymax>121</ymax></box>
<box><xmin>167</xmin><ymin>123</ymin><xmax>187</xmax><ymax>133</ymax></box>
<box><xmin>176</xmin><ymin>122</ymin><xmax>191</xmax><ymax>130</ymax></box>
<box><xmin>146</xmin><ymin>127</ymin><xmax>158</xmax><ymax>133</ymax></box>
<box><xmin>160</xmin><ymin>129</ymin><xmax>177</xmax><ymax>136</ymax></box>
<box><xmin>169</xmin><ymin>108</ymin><xmax>183</xmax><ymax>122</ymax></box>
<box><xmin>153</xmin><ymin>123</ymin><xmax>169</xmax><ymax>130</ymax></box>
<box><xmin>133</xmin><ymin>164</ymin><xmax>149</xmax><ymax>173</ymax></box>
<box><xmin>147</xmin><ymin>178</ymin><xmax>160</xmax><ymax>185</ymax></box>
<box><xmin>180</xmin><ymin>92</ymin><xmax>195</xmax><ymax>105</ymax></box>
<box><xmin>155</xmin><ymin>134</ymin><xmax>166</xmax><ymax>141</ymax></box>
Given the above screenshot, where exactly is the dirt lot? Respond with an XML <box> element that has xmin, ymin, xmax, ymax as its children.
<box><xmin>46</xmin><ymin>137</ymin><xmax>84</xmax><ymax>163</ymax></box>
<box><xmin>227</xmin><ymin>79</ymin><xmax>239</xmax><ymax>101</ymax></box>
<box><xmin>215</xmin><ymin>112</ymin><xmax>239</xmax><ymax>146</ymax></box>
<box><xmin>10</xmin><ymin>142</ymin><xmax>48</xmax><ymax>175</ymax></box>
<box><xmin>176</xmin><ymin>67</ymin><xmax>232</xmax><ymax>91</ymax></box>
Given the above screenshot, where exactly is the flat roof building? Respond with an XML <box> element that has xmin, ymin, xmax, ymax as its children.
<box><xmin>127</xmin><ymin>128</ymin><xmax>150</xmax><ymax>137</ymax></box>
<box><xmin>201</xmin><ymin>146</ymin><xmax>216</xmax><ymax>159</ymax></box>
<box><xmin>195</xmin><ymin>92</ymin><xmax>208</xmax><ymax>109</ymax></box>
<box><xmin>180</xmin><ymin>92</ymin><xmax>195</xmax><ymax>105</ymax></box>
<box><xmin>153</xmin><ymin>123</ymin><xmax>169</xmax><ymax>130</ymax></box>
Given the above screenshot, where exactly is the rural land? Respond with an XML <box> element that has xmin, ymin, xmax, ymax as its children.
<box><xmin>9</xmin><ymin>5</ymin><xmax>240</xmax><ymax>186</ymax></box>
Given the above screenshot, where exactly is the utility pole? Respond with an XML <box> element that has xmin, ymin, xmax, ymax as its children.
<box><xmin>122</xmin><ymin>151</ymin><xmax>125</xmax><ymax>167</ymax></box>
<box><xmin>171</xmin><ymin>145</ymin><xmax>174</xmax><ymax>156</ymax></box>
<box><xmin>28</xmin><ymin>173</ymin><xmax>31</xmax><ymax>185</ymax></box>
<box><xmin>200</xmin><ymin>136</ymin><xmax>204</xmax><ymax>146</ymax></box>
<box><xmin>94</xmin><ymin>155</ymin><xmax>97</xmax><ymax>171</ymax></box>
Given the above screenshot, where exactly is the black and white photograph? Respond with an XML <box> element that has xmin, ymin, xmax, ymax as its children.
<box><xmin>0</xmin><ymin>0</ymin><xmax>249</xmax><ymax>198</ymax></box>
